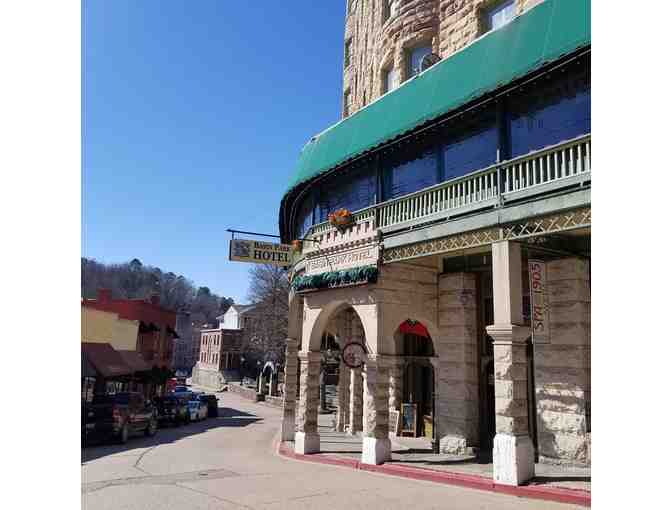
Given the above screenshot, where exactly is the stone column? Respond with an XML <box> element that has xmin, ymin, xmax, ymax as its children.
<box><xmin>388</xmin><ymin>357</ymin><xmax>404</xmax><ymax>413</ymax></box>
<box><xmin>437</xmin><ymin>272</ymin><xmax>479</xmax><ymax>454</ymax></box>
<box><xmin>361</xmin><ymin>355</ymin><xmax>391</xmax><ymax>465</ymax></box>
<box><xmin>336</xmin><ymin>362</ymin><xmax>351</xmax><ymax>432</ymax></box>
<box><xmin>348</xmin><ymin>367</ymin><xmax>363</xmax><ymax>434</ymax></box>
<box><xmin>295</xmin><ymin>351</ymin><xmax>321</xmax><ymax>454</ymax></box>
<box><xmin>535</xmin><ymin>257</ymin><xmax>591</xmax><ymax>465</ymax></box>
<box><xmin>486</xmin><ymin>241</ymin><xmax>534</xmax><ymax>486</ymax></box>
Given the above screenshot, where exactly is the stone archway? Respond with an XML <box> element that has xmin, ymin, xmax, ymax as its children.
<box><xmin>295</xmin><ymin>302</ymin><xmax>369</xmax><ymax>455</ymax></box>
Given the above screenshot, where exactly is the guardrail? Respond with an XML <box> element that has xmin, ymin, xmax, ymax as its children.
<box><xmin>304</xmin><ymin>134</ymin><xmax>591</xmax><ymax>238</ymax></box>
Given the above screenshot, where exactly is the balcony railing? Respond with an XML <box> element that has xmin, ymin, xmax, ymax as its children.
<box><xmin>304</xmin><ymin>134</ymin><xmax>591</xmax><ymax>241</ymax></box>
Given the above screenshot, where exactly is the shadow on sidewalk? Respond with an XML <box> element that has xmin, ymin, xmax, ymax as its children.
<box><xmin>82</xmin><ymin>405</ymin><xmax>262</xmax><ymax>464</ymax></box>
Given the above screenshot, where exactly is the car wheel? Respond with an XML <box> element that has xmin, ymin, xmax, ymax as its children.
<box><xmin>118</xmin><ymin>423</ymin><xmax>129</xmax><ymax>444</ymax></box>
<box><xmin>145</xmin><ymin>419</ymin><xmax>157</xmax><ymax>437</ymax></box>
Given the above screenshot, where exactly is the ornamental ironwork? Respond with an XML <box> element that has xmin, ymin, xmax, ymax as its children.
<box><xmin>382</xmin><ymin>207</ymin><xmax>590</xmax><ymax>264</ymax></box>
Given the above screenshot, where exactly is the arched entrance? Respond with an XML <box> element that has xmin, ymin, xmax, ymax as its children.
<box><xmin>393</xmin><ymin>320</ymin><xmax>437</xmax><ymax>444</ymax></box>
<box><xmin>295</xmin><ymin>303</ymin><xmax>368</xmax><ymax>455</ymax></box>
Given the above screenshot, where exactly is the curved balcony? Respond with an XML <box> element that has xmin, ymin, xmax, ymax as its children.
<box><xmin>295</xmin><ymin>134</ymin><xmax>590</xmax><ymax>264</ymax></box>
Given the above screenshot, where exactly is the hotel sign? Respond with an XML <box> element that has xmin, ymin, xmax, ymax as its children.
<box><xmin>229</xmin><ymin>239</ymin><xmax>292</xmax><ymax>267</ymax></box>
<box><xmin>305</xmin><ymin>244</ymin><xmax>379</xmax><ymax>275</ymax></box>
<box><xmin>529</xmin><ymin>259</ymin><xmax>551</xmax><ymax>344</ymax></box>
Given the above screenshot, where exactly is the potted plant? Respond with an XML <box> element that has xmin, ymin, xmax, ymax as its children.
<box><xmin>328</xmin><ymin>208</ymin><xmax>354</xmax><ymax>231</ymax></box>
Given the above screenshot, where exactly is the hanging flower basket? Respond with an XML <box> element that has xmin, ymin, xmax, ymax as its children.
<box><xmin>328</xmin><ymin>208</ymin><xmax>354</xmax><ymax>231</ymax></box>
<box><xmin>291</xmin><ymin>239</ymin><xmax>303</xmax><ymax>252</ymax></box>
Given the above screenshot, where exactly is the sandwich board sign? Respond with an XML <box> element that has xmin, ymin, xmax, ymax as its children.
<box><xmin>229</xmin><ymin>238</ymin><xmax>292</xmax><ymax>267</ymax></box>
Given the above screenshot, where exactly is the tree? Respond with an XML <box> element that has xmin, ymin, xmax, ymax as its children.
<box><xmin>244</xmin><ymin>264</ymin><xmax>289</xmax><ymax>364</ymax></box>
<box><xmin>81</xmin><ymin>257</ymin><xmax>230</xmax><ymax>324</ymax></box>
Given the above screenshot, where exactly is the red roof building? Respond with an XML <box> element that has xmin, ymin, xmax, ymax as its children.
<box><xmin>82</xmin><ymin>289</ymin><xmax>177</xmax><ymax>369</ymax></box>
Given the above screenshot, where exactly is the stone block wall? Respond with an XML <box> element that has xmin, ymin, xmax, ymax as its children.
<box><xmin>342</xmin><ymin>0</ymin><xmax>543</xmax><ymax>116</ymax></box>
<box><xmin>535</xmin><ymin>257</ymin><xmax>590</xmax><ymax>465</ymax></box>
<box><xmin>436</xmin><ymin>272</ymin><xmax>479</xmax><ymax>453</ymax></box>
<box><xmin>191</xmin><ymin>364</ymin><xmax>225</xmax><ymax>391</ymax></box>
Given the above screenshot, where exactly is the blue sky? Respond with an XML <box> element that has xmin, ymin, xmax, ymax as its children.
<box><xmin>83</xmin><ymin>0</ymin><xmax>346</xmax><ymax>303</ymax></box>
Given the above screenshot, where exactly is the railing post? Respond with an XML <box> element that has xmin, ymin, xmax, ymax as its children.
<box><xmin>496</xmin><ymin>148</ymin><xmax>503</xmax><ymax>208</ymax></box>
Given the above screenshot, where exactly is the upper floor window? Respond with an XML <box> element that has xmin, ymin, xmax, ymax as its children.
<box><xmin>507</xmin><ymin>65</ymin><xmax>590</xmax><ymax>158</ymax></box>
<box><xmin>343</xmin><ymin>90</ymin><xmax>351</xmax><ymax>117</ymax></box>
<box><xmin>318</xmin><ymin>164</ymin><xmax>377</xmax><ymax>222</ymax></box>
<box><xmin>344</xmin><ymin>39</ymin><xmax>352</xmax><ymax>68</ymax></box>
<box><xmin>382</xmin><ymin>1</ymin><xmax>391</xmax><ymax>22</ymax></box>
<box><xmin>382</xmin><ymin>141</ymin><xmax>438</xmax><ymax>201</ymax></box>
<box><xmin>383</xmin><ymin>67</ymin><xmax>397</xmax><ymax>94</ymax></box>
<box><xmin>482</xmin><ymin>0</ymin><xmax>516</xmax><ymax>33</ymax></box>
<box><xmin>442</xmin><ymin>106</ymin><xmax>498</xmax><ymax>181</ymax></box>
<box><xmin>407</xmin><ymin>45</ymin><xmax>432</xmax><ymax>79</ymax></box>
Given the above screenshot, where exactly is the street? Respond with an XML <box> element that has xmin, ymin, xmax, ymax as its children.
<box><xmin>82</xmin><ymin>392</ymin><xmax>582</xmax><ymax>510</ymax></box>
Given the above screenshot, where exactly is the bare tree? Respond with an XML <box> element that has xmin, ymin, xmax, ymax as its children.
<box><xmin>81</xmin><ymin>257</ymin><xmax>235</xmax><ymax>324</ymax></box>
<box><xmin>245</xmin><ymin>264</ymin><xmax>289</xmax><ymax>364</ymax></box>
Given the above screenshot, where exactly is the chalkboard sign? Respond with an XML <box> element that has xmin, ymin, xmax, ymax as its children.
<box><xmin>400</xmin><ymin>403</ymin><xmax>417</xmax><ymax>437</ymax></box>
<box><xmin>389</xmin><ymin>409</ymin><xmax>401</xmax><ymax>436</ymax></box>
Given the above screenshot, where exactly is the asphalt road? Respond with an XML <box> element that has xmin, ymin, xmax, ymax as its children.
<box><xmin>82</xmin><ymin>391</ymin><xmax>581</xmax><ymax>510</ymax></box>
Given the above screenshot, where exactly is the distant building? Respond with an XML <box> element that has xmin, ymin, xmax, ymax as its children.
<box><xmin>82</xmin><ymin>289</ymin><xmax>178</xmax><ymax>370</ymax></box>
<box><xmin>217</xmin><ymin>303</ymin><xmax>259</xmax><ymax>331</ymax></box>
<box><xmin>173</xmin><ymin>311</ymin><xmax>207</xmax><ymax>375</ymax></box>
<box><xmin>81</xmin><ymin>306</ymin><xmax>139</xmax><ymax>351</ymax></box>
<box><xmin>191</xmin><ymin>304</ymin><xmax>259</xmax><ymax>390</ymax></box>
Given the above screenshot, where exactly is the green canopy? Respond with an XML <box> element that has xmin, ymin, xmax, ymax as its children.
<box><xmin>285</xmin><ymin>0</ymin><xmax>590</xmax><ymax>195</ymax></box>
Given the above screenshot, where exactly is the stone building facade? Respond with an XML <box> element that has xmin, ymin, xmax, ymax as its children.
<box><xmin>280</xmin><ymin>0</ymin><xmax>590</xmax><ymax>487</ymax></box>
<box><xmin>191</xmin><ymin>328</ymin><xmax>243</xmax><ymax>390</ymax></box>
<box><xmin>342</xmin><ymin>0</ymin><xmax>544</xmax><ymax>116</ymax></box>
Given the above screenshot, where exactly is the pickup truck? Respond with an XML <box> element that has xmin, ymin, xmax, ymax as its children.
<box><xmin>85</xmin><ymin>392</ymin><xmax>158</xmax><ymax>444</ymax></box>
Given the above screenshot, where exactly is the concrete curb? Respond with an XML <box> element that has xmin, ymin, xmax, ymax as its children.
<box><xmin>277</xmin><ymin>443</ymin><xmax>590</xmax><ymax>507</ymax></box>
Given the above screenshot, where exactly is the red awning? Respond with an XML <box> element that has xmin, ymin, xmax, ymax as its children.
<box><xmin>117</xmin><ymin>350</ymin><xmax>152</xmax><ymax>373</ymax></box>
<box><xmin>398</xmin><ymin>320</ymin><xmax>430</xmax><ymax>338</ymax></box>
<box><xmin>81</xmin><ymin>343</ymin><xmax>133</xmax><ymax>378</ymax></box>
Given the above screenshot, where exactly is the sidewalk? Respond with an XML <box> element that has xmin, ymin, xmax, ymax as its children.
<box><xmin>278</xmin><ymin>414</ymin><xmax>590</xmax><ymax>507</ymax></box>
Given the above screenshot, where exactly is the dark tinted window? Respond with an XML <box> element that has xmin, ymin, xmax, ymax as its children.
<box><xmin>294</xmin><ymin>196</ymin><xmax>314</xmax><ymax>238</ymax></box>
<box><xmin>318</xmin><ymin>165</ymin><xmax>376</xmax><ymax>221</ymax></box>
<box><xmin>441</xmin><ymin>108</ymin><xmax>498</xmax><ymax>181</ymax></box>
<box><xmin>508</xmin><ymin>66</ymin><xmax>590</xmax><ymax>158</ymax></box>
<box><xmin>382</xmin><ymin>142</ymin><xmax>438</xmax><ymax>201</ymax></box>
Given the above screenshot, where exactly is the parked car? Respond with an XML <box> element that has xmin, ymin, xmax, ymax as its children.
<box><xmin>154</xmin><ymin>395</ymin><xmax>190</xmax><ymax>427</ymax></box>
<box><xmin>187</xmin><ymin>399</ymin><xmax>208</xmax><ymax>421</ymax></box>
<box><xmin>199</xmin><ymin>394</ymin><xmax>219</xmax><ymax>418</ymax></box>
<box><xmin>85</xmin><ymin>392</ymin><xmax>157</xmax><ymax>444</ymax></box>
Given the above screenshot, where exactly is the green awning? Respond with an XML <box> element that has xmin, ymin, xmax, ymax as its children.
<box><xmin>285</xmin><ymin>0</ymin><xmax>590</xmax><ymax>194</ymax></box>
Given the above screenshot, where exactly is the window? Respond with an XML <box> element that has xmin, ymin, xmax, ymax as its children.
<box><xmin>294</xmin><ymin>196</ymin><xmax>313</xmax><ymax>239</ymax></box>
<box><xmin>382</xmin><ymin>142</ymin><xmax>439</xmax><ymax>201</ymax></box>
<box><xmin>318</xmin><ymin>164</ymin><xmax>377</xmax><ymax>221</ymax></box>
<box><xmin>382</xmin><ymin>0</ymin><xmax>391</xmax><ymax>22</ymax></box>
<box><xmin>344</xmin><ymin>39</ymin><xmax>352</xmax><ymax>68</ymax></box>
<box><xmin>343</xmin><ymin>90</ymin><xmax>351</xmax><ymax>117</ymax></box>
<box><xmin>383</xmin><ymin>67</ymin><xmax>397</xmax><ymax>94</ymax></box>
<box><xmin>482</xmin><ymin>0</ymin><xmax>516</xmax><ymax>33</ymax></box>
<box><xmin>407</xmin><ymin>45</ymin><xmax>432</xmax><ymax>78</ymax></box>
<box><xmin>441</xmin><ymin>107</ymin><xmax>498</xmax><ymax>181</ymax></box>
<box><xmin>507</xmin><ymin>66</ymin><xmax>590</xmax><ymax>158</ymax></box>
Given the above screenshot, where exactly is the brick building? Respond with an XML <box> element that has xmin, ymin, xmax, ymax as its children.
<box><xmin>83</xmin><ymin>289</ymin><xmax>178</xmax><ymax>370</ymax></box>
<box><xmin>279</xmin><ymin>0</ymin><xmax>590</xmax><ymax>486</ymax></box>
<box><xmin>190</xmin><ymin>305</ymin><xmax>259</xmax><ymax>390</ymax></box>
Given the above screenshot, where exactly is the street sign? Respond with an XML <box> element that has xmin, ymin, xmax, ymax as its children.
<box><xmin>529</xmin><ymin>259</ymin><xmax>551</xmax><ymax>344</ymax></box>
<box><xmin>229</xmin><ymin>238</ymin><xmax>292</xmax><ymax>266</ymax></box>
